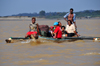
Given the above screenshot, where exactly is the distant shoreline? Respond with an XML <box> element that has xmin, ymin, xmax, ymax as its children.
<box><xmin>0</xmin><ymin>16</ymin><xmax>100</xmax><ymax>21</ymax></box>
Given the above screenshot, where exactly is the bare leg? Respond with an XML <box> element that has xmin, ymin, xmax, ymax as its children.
<box><xmin>25</xmin><ymin>34</ymin><xmax>29</xmax><ymax>38</ymax></box>
<box><xmin>31</xmin><ymin>34</ymin><xmax>38</xmax><ymax>39</ymax></box>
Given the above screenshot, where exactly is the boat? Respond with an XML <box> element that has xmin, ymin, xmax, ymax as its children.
<box><xmin>5</xmin><ymin>36</ymin><xmax>100</xmax><ymax>43</ymax></box>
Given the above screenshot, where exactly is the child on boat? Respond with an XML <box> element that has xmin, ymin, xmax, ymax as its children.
<box><xmin>61</xmin><ymin>26</ymin><xmax>68</xmax><ymax>37</ymax></box>
<box><xmin>49</xmin><ymin>26</ymin><xmax>54</xmax><ymax>37</ymax></box>
<box><xmin>25</xmin><ymin>17</ymin><xmax>40</xmax><ymax>39</ymax></box>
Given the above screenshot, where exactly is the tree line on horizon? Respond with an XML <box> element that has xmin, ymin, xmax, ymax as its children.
<box><xmin>2</xmin><ymin>10</ymin><xmax>100</xmax><ymax>19</ymax></box>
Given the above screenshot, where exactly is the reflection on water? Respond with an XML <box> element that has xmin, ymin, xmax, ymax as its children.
<box><xmin>0</xmin><ymin>18</ymin><xmax>100</xmax><ymax>66</ymax></box>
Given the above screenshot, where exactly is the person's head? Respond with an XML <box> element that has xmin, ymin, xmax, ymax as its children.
<box><xmin>54</xmin><ymin>22</ymin><xmax>58</xmax><ymax>28</ymax></box>
<box><xmin>70</xmin><ymin>8</ymin><xmax>74</xmax><ymax>14</ymax></box>
<box><xmin>68</xmin><ymin>20</ymin><xmax>72</xmax><ymax>26</ymax></box>
<box><xmin>50</xmin><ymin>26</ymin><xmax>54</xmax><ymax>31</ymax></box>
<box><xmin>61</xmin><ymin>26</ymin><xmax>65</xmax><ymax>31</ymax></box>
<box><xmin>32</xmin><ymin>17</ymin><xmax>36</xmax><ymax>24</ymax></box>
<box><xmin>58</xmin><ymin>21</ymin><xmax>62</xmax><ymax>27</ymax></box>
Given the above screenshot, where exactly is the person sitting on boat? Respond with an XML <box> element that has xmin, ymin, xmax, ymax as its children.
<box><xmin>53</xmin><ymin>22</ymin><xmax>62</xmax><ymax>39</ymax></box>
<box><xmin>53</xmin><ymin>21</ymin><xmax>62</xmax><ymax>30</ymax></box>
<box><xmin>65</xmin><ymin>20</ymin><xmax>80</xmax><ymax>37</ymax></box>
<box><xmin>49</xmin><ymin>26</ymin><xmax>54</xmax><ymax>37</ymax></box>
<box><xmin>25</xmin><ymin>17</ymin><xmax>40</xmax><ymax>39</ymax></box>
<box><xmin>61</xmin><ymin>26</ymin><xmax>68</xmax><ymax>37</ymax></box>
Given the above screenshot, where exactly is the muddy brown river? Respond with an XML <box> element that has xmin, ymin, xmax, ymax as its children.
<box><xmin>0</xmin><ymin>18</ymin><xmax>100</xmax><ymax>66</ymax></box>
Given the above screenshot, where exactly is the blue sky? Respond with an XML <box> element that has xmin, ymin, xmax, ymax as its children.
<box><xmin>0</xmin><ymin>0</ymin><xmax>100</xmax><ymax>16</ymax></box>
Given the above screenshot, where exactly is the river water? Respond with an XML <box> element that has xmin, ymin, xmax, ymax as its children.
<box><xmin>0</xmin><ymin>18</ymin><xmax>100</xmax><ymax>66</ymax></box>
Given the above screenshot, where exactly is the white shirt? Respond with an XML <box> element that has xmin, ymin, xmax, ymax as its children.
<box><xmin>65</xmin><ymin>24</ymin><xmax>75</xmax><ymax>33</ymax></box>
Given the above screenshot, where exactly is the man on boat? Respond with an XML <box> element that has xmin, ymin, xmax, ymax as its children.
<box><xmin>25</xmin><ymin>17</ymin><xmax>40</xmax><ymax>39</ymax></box>
<box><xmin>64</xmin><ymin>8</ymin><xmax>77</xmax><ymax>29</ymax></box>
<box><xmin>53</xmin><ymin>22</ymin><xmax>62</xmax><ymax>39</ymax></box>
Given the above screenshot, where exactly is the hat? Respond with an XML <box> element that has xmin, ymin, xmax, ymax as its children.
<box><xmin>54</xmin><ymin>22</ymin><xmax>58</xmax><ymax>25</ymax></box>
<box><xmin>50</xmin><ymin>26</ymin><xmax>54</xmax><ymax>29</ymax></box>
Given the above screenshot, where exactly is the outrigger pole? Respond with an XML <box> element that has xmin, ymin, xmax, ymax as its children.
<box><xmin>64</xmin><ymin>36</ymin><xmax>100</xmax><ymax>40</ymax></box>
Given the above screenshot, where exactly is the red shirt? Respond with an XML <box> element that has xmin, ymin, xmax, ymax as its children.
<box><xmin>54</xmin><ymin>26</ymin><xmax>62</xmax><ymax>38</ymax></box>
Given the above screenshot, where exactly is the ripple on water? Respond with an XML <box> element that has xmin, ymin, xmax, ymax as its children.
<box><xmin>80</xmin><ymin>52</ymin><xmax>100</xmax><ymax>56</ymax></box>
<box><xmin>14</xmin><ymin>59</ymin><xmax>58</xmax><ymax>65</ymax></box>
<box><xmin>28</xmin><ymin>54</ymin><xmax>61</xmax><ymax>58</ymax></box>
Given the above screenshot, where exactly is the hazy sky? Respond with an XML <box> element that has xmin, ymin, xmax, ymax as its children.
<box><xmin>0</xmin><ymin>0</ymin><xmax>100</xmax><ymax>16</ymax></box>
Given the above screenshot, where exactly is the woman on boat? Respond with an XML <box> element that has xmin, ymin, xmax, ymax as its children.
<box><xmin>25</xmin><ymin>17</ymin><xmax>40</xmax><ymax>39</ymax></box>
<box><xmin>66</xmin><ymin>20</ymin><xmax>80</xmax><ymax>37</ymax></box>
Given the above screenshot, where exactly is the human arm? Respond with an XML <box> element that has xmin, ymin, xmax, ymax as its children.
<box><xmin>64</xmin><ymin>13</ymin><xmax>69</xmax><ymax>23</ymax></box>
<box><xmin>53</xmin><ymin>27</ymin><xmax>58</xmax><ymax>39</ymax></box>
<box><xmin>64</xmin><ymin>18</ymin><xmax>68</xmax><ymax>23</ymax></box>
<box><xmin>53</xmin><ymin>33</ymin><xmax>57</xmax><ymax>39</ymax></box>
<box><xmin>74</xmin><ymin>31</ymin><xmax>80</xmax><ymax>37</ymax></box>
<box><xmin>36</xmin><ymin>23</ymin><xmax>41</xmax><ymax>36</ymax></box>
<box><xmin>72</xmin><ymin>24</ymin><xmax>80</xmax><ymax>36</ymax></box>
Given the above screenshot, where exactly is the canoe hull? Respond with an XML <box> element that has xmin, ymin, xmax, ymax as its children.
<box><xmin>5</xmin><ymin>36</ymin><xmax>100</xmax><ymax>43</ymax></box>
